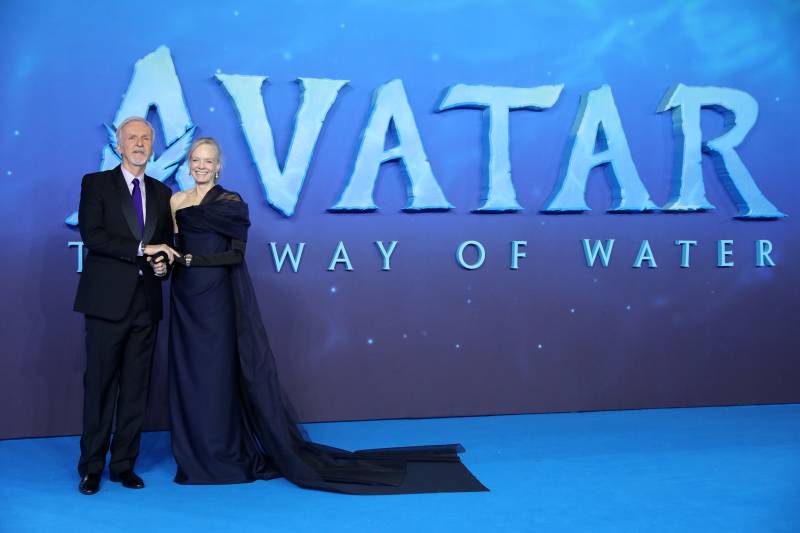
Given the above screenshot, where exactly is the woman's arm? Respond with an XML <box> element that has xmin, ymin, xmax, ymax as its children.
<box><xmin>169</xmin><ymin>192</ymin><xmax>184</xmax><ymax>234</ymax></box>
<box><xmin>174</xmin><ymin>239</ymin><xmax>246</xmax><ymax>267</ymax></box>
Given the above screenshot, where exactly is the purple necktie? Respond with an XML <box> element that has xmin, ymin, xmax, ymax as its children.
<box><xmin>131</xmin><ymin>178</ymin><xmax>145</xmax><ymax>236</ymax></box>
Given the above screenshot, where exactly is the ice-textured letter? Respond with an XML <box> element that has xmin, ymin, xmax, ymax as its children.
<box><xmin>582</xmin><ymin>239</ymin><xmax>615</xmax><ymax>267</ymax></box>
<box><xmin>717</xmin><ymin>240</ymin><xmax>734</xmax><ymax>267</ymax></box>
<box><xmin>510</xmin><ymin>241</ymin><xmax>527</xmax><ymax>270</ymax></box>
<box><xmin>657</xmin><ymin>84</ymin><xmax>784</xmax><ymax>219</ymax></box>
<box><xmin>633</xmin><ymin>240</ymin><xmax>658</xmax><ymax>268</ymax></box>
<box><xmin>438</xmin><ymin>84</ymin><xmax>563</xmax><ymax>211</ymax></box>
<box><xmin>456</xmin><ymin>241</ymin><xmax>486</xmax><ymax>270</ymax></box>
<box><xmin>375</xmin><ymin>240</ymin><xmax>398</xmax><ymax>271</ymax></box>
<box><xmin>330</xmin><ymin>79</ymin><xmax>452</xmax><ymax>211</ymax></box>
<box><xmin>269</xmin><ymin>242</ymin><xmax>306</xmax><ymax>273</ymax></box>
<box><xmin>218</xmin><ymin>75</ymin><xmax>347</xmax><ymax>217</ymax></box>
<box><xmin>675</xmin><ymin>240</ymin><xmax>697</xmax><ymax>268</ymax></box>
<box><xmin>755</xmin><ymin>240</ymin><xmax>775</xmax><ymax>267</ymax></box>
<box><xmin>68</xmin><ymin>241</ymin><xmax>85</xmax><ymax>273</ymax></box>
<box><xmin>328</xmin><ymin>241</ymin><xmax>354</xmax><ymax>271</ymax></box>
<box><xmin>66</xmin><ymin>46</ymin><xmax>195</xmax><ymax>225</ymax></box>
<box><xmin>543</xmin><ymin>85</ymin><xmax>656</xmax><ymax>213</ymax></box>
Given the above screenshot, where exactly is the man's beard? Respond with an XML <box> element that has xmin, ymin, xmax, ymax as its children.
<box><xmin>127</xmin><ymin>153</ymin><xmax>149</xmax><ymax>166</ymax></box>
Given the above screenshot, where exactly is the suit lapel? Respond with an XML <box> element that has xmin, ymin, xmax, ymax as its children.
<box><xmin>114</xmin><ymin>166</ymin><xmax>142</xmax><ymax>240</ymax></box>
<box><xmin>142</xmin><ymin>175</ymin><xmax>158</xmax><ymax>244</ymax></box>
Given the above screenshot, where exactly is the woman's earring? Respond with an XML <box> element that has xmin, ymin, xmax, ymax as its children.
<box><xmin>215</xmin><ymin>172</ymin><xmax>219</xmax><ymax>181</ymax></box>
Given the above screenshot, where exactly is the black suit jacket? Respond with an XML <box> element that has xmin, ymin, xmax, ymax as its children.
<box><xmin>73</xmin><ymin>165</ymin><xmax>173</xmax><ymax>321</ymax></box>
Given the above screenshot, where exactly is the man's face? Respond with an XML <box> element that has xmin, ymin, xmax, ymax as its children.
<box><xmin>117</xmin><ymin>121</ymin><xmax>153</xmax><ymax>168</ymax></box>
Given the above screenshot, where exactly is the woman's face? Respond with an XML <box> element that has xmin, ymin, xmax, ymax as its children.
<box><xmin>189</xmin><ymin>144</ymin><xmax>220</xmax><ymax>186</ymax></box>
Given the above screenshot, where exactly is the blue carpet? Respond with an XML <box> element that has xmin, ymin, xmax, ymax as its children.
<box><xmin>1</xmin><ymin>405</ymin><xmax>798</xmax><ymax>532</ymax></box>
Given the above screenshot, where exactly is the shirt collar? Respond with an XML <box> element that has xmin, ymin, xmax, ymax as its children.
<box><xmin>120</xmin><ymin>165</ymin><xmax>145</xmax><ymax>187</ymax></box>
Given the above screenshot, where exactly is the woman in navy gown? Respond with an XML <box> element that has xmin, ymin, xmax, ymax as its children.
<box><xmin>164</xmin><ymin>137</ymin><xmax>487</xmax><ymax>494</ymax></box>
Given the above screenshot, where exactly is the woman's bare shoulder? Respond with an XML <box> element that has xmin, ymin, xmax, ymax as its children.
<box><xmin>170</xmin><ymin>190</ymin><xmax>188</xmax><ymax>207</ymax></box>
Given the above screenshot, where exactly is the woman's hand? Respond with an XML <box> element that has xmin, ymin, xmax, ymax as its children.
<box><xmin>143</xmin><ymin>243</ymin><xmax>181</xmax><ymax>264</ymax></box>
<box><xmin>147</xmin><ymin>255</ymin><xmax>169</xmax><ymax>277</ymax></box>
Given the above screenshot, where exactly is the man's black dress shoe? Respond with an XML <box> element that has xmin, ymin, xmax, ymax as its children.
<box><xmin>79</xmin><ymin>474</ymin><xmax>101</xmax><ymax>495</ymax></box>
<box><xmin>109</xmin><ymin>470</ymin><xmax>145</xmax><ymax>489</ymax></box>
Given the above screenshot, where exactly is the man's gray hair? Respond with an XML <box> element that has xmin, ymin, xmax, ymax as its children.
<box><xmin>116</xmin><ymin>116</ymin><xmax>155</xmax><ymax>146</ymax></box>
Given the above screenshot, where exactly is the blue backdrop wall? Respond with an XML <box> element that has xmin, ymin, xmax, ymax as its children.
<box><xmin>1</xmin><ymin>0</ymin><xmax>798</xmax><ymax>439</ymax></box>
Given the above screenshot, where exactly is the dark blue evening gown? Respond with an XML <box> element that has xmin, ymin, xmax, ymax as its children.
<box><xmin>168</xmin><ymin>185</ymin><xmax>487</xmax><ymax>494</ymax></box>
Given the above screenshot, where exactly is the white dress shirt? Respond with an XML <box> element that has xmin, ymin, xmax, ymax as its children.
<box><xmin>120</xmin><ymin>165</ymin><xmax>147</xmax><ymax>258</ymax></box>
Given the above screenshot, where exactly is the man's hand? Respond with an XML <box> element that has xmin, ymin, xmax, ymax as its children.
<box><xmin>143</xmin><ymin>244</ymin><xmax>180</xmax><ymax>264</ymax></box>
<box><xmin>147</xmin><ymin>255</ymin><xmax>169</xmax><ymax>277</ymax></box>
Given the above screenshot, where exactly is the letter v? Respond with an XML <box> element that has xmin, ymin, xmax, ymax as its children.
<box><xmin>217</xmin><ymin>75</ymin><xmax>348</xmax><ymax>216</ymax></box>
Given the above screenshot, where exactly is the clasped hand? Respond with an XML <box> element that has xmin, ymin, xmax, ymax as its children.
<box><xmin>144</xmin><ymin>244</ymin><xmax>180</xmax><ymax>277</ymax></box>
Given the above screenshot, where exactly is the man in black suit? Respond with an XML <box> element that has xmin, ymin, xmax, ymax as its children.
<box><xmin>74</xmin><ymin>116</ymin><xmax>177</xmax><ymax>495</ymax></box>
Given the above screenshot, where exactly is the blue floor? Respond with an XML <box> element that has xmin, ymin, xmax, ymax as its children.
<box><xmin>1</xmin><ymin>405</ymin><xmax>798</xmax><ymax>532</ymax></box>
